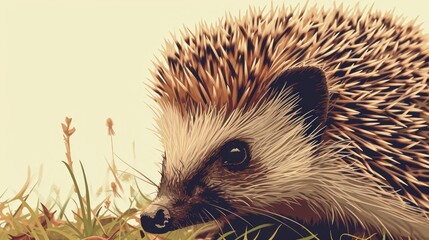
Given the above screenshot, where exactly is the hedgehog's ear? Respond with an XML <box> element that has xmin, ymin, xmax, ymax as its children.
<box><xmin>268</xmin><ymin>66</ymin><xmax>329</xmax><ymax>141</ymax></box>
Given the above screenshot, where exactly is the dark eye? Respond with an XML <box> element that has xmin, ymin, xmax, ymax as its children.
<box><xmin>220</xmin><ymin>140</ymin><xmax>250</xmax><ymax>171</ymax></box>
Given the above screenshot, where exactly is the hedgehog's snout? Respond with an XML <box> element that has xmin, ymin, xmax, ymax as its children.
<box><xmin>140</xmin><ymin>203</ymin><xmax>172</xmax><ymax>234</ymax></box>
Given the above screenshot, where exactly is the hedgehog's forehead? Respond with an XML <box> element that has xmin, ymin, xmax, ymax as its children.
<box><xmin>155</xmin><ymin>103</ymin><xmax>244</xmax><ymax>177</ymax></box>
<box><xmin>155</xmin><ymin>96</ymin><xmax>298</xmax><ymax>177</ymax></box>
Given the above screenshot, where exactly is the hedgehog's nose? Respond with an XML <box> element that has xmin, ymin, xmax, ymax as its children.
<box><xmin>140</xmin><ymin>204</ymin><xmax>172</xmax><ymax>234</ymax></box>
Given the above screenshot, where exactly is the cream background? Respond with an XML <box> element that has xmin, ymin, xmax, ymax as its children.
<box><xmin>1</xmin><ymin>0</ymin><xmax>428</xmax><ymax>208</ymax></box>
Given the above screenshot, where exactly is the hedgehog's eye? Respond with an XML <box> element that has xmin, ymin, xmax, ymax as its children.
<box><xmin>220</xmin><ymin>140</ymin><xmax>250</xmax><ymax>171</ymax></box>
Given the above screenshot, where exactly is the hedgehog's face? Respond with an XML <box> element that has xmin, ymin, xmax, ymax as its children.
<box><xmin>141</xmin><ymin>67</ymin><xmax>329</xmax><ymax>234</ymax></box>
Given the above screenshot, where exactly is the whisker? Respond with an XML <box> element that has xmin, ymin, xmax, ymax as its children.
<box><xmin>241</xmin><ymin>205</ymin><xmax>318</xmax><ymax>239</ymax></box>
<box><xmin>203</xmin><ymin>207</ymin><xmax>224</xmax><ymax>236</ymax></box>
<box><xmin>114</xmin><ymin>153</ymin><xmax>158</xmax><ymax>187</ymax></box>
<box><xmin>208</xmin><ymin>203</ymin><xmax>253</xmax><ymax>226</ymax></box>
<box><xmin>230</xmin><ymin>198</ymin><xmax>251</xmax><ymax>207</ymax></box>
<box><xmin>198</xmin><ymin>212</ymin><xmax>207</xmax><ymax>224</ymax></box>
<box><xmin>212</xmin><ymin>207</ymin><xmax>237</xmax><ymax>238</ymax></box>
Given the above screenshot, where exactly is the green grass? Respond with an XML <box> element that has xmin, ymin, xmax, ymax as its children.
<box><xmin>0</xmin><ymin>117</ymin><xmax>376</xmax><ymax>240</ymax></box>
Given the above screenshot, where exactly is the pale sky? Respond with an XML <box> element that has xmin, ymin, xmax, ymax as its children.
<box><xmin>1</xmin><ymin>0</ymin><xmax>428</xmax><ymax>209</ymax></box>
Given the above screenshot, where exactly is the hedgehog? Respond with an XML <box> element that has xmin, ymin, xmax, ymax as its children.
<box><xmin>140</xmin><ymin>4</ymin><xmax>429</xmax><ymax>240</ymax></box>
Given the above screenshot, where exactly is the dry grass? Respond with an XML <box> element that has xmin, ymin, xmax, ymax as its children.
<box><xmin>0</xmin><ymin>117</ymin><xmax>376</xmax><ymax>240</ymax></box>
<box><xmin>0</xmin><ymin>117</ymin><xmax>208</xmax><ymax>240</ymax></box>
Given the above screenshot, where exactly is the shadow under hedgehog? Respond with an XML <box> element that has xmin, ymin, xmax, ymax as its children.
<box><xmin>140</xmin><ymin>4</ymin><xmax>429</xmax><ymax>240</ymax></box>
